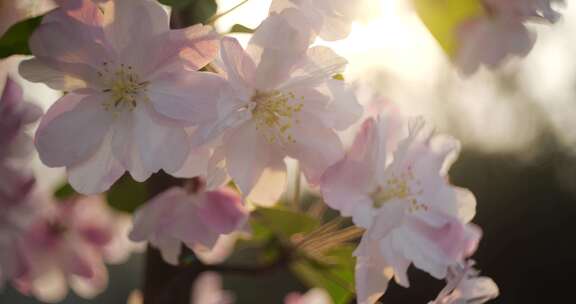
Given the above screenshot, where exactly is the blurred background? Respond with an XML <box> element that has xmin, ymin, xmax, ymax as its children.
<box><xmin>1</xmin><ymin>0</ymin><xmax>575</xmax><ymax>303</ymax></box>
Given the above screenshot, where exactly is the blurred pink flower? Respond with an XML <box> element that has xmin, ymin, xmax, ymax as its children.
<box><xmin>0</xmin><ymin>189</ymin><xmax>46</xmax><ymax>290</ymax></box>
<box><xmin>0</xmin><ymin>77</ymin><xmax>42</xmax><ymax>163</ymax></box>
<box><xmin>284</xmin><ymin>288</ymin><xmax>332</xmax><ymax>304</ymax></box>
<box><xmin>129</xmin><ymin>186</ymin><xmax>248</xmax><ymax>265</ymax></box>
<box><xmin>194</xmin><ymin>32</ymin><xmax>361</xmax><ymax>205</ymax></box>
<box><xmin>456</xmin><ymin>17</ymin><xmax>535</xmax><ymax>75</ymax></box>
<box><xmin>191</xmin><ymin>272</ymin><xmax>235</xmax><ymax>304</ymax></box>
<box><xmin>14</xmin><ymin>195</ymin><xmax>134</xmax><ymax>302</ymax></box>
<box><xmin>484</xmin><ymin>0</ymin><xmax>563</xmax><ymax>22</ymax></box>
<box><xmin>194</xmin><ymin>233</ymin><xmax>243</xmax><ymax>265</ymax></box>
<box><xmin>192</xmin><ymin>273</ymin><xmax>330</xmax><ymax>304</ymax></box>
<box><xmin>0</xmin><ymin>77</ymin><xmax>44</xmax><ymax>289</ymax></box>
<box><xmin>456</xmin><ymin>0</ymin><xmax>563</xmax><ymax>74</ymax></box>
<box><xmin>20</xmin><ymin>0</ymin><xmax>224</xmax><ymax>194</ymax></box>
<box><xmin>429</xmin><ymin>261</ymin><xmax>499</xmax><ymax>304</ymax></box>
<box><xmin>270</xmin><ymin>0</ymin><xmax>370</xmax><ymax>41</ymax></box>
<box><xmin>321</xmin><ymin>115</ymin><xmax>480</xmax><ymax>303</ymax></box>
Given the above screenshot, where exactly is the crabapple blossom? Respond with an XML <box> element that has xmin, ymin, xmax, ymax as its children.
<box><xmin>194</xmin><ymin>33</ymin><xmax>362</xmax><ymax>205</ymax></box>
<box><xmin>129</xmin><ymin>185</ymin><xmax>248</xmax><ymax>265</ymax></box>
<box><xmin>321</xmin><ymin>115</ymin><xmax>481</xmax><ymax>303</ymax></box>
<box><xmin>456</xmin><ymin>0</ymin><xmax>564</xmax><ymax>74</ymax></box>
<box><xmin>13</xmin><ymin>195</ymin><xmax>134</xmax><ymax>302</ymax></box>
<box><xmin>270</xmin><ymin>0</ymin><xmax>371</xmax><ymax>41</ymax></box>
<box><xmin>0</xmin><ymin>77</ymin><xmax>43</xmax><ymax>288</ymax></box>
<box><xmin>20</xmin><ymin>0</ymin><xmax>224</xmax><ymax>194</ymax></box>
<box><xmin>429</xmin><ymin>261</ymin><xmax>499</xmax><ymax>304</ymax></box>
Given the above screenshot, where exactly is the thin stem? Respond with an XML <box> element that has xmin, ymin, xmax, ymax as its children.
<box><xmin>292</xmin><ymin>161</ymin><xmax>302</xmax><ymax>211</ymax></box>
<box><xmin>207</xmin><ymin>0</ymin><xmax>251</xmax><ymax>24</ymax></box>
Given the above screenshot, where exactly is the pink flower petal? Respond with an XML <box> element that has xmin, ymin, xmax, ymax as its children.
<box><xmin>35</xmin><ymin>93</ymin><xmax>113</xmax><ymax>167</ymax></box>
<box><xmin>223</xmin><ymin>121</ymin><xmax>275</xmax><ymax>197</ymax></box>
<box><xmin>19</xmin><ymin>58</ymin><xmax>97</xmax><ymax>91</ymax></box>
<box><xmin>354</xmin><ymin>236</ymin><xmax>392</xmax><ymax>304</ymax></box>
<box><xmin>102</xmin><ymin>0</ymin><xmax>169</xmax><ymax>55</ymax></box>
<box><xmin>67</xmin><ymin>132</ymin><xmax>125</xmax><ymax>194</ymax></box>
<box><xmin>221</xmin><ymin>37</ymin><xmax>257</xmax><ymax>98</ymax></box>
<box><xmin>133</xmin><ymin>105</ymin><xmax>190</xmax><ymax>174</ymax></box>
<box><xmin>284</xmin><ymin>112</ymin><xmax>344</xmax><ymax>184</ymax></box>
<box><xmin>29</xmin><ymin>18</ymin><xmax>110</xmax><ymax>68</ymax></box>
<box><xmin>144</xmin><ymin>24</ymin><xmax>220</xmax><ymax>77</ymax></box>
<box><xmin>110</xmin><ymin>112</ymin><xmax>152</xmax><ymax>182</ymax></box>
<box><xmin>146</xmin><ymin>71</ymin><xmax>225</xmax><ymax>124</ymax></box>
<box><xmin>247</xmin><ymin>159</ymin><xmax>287</xmax><ymax>206</ymax></box>
<box><xmin>198</xmin><ymin>188</ymin><xmax>248</xmax><ymax>234</ymax></box>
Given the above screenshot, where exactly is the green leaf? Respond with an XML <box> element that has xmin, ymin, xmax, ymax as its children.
<box><xmin>0</xmin><ymin>16</ymin><xmax>42</xmax><ymax>59</ymax></box>
<box><xmin>254</xmin><ymin>207</ymin><xmax>321</xmax><ymax>238</ymax></box>
<box><xmin>158</xmin><ymin>0</ymin><xmax>194</xmax><ymax>9</ymax></box>
<box><xmin>412</xmin><ymin>0</ymin><xmax>484</xmax><ymax>56</ymax></box>
<box><xmin>292</xmin><ymin>245</ymin><xmax>356</xmax><ymax>304</ymax></box>
<box><xmin>190</xmin><ymin>0</ymin><xmax>217</xmax><ymax>24</ymax></box>
<box><xmin>229</xmin><ymin>24</ymin><xmax>254</xmax><ymax>34</ymax></box>
<box><xmin>106</xmin><ymin>174</ymin><xmax>147</xmax><ymax>213</ymax></box>
<box><xmin>54</xmin><ymin>183</ymin><xmax>78</xmax><ymax>200</ymax></box>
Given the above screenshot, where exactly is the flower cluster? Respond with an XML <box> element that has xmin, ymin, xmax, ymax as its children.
<box><xmin>0</xmin><ymin>77</ymin><xmax>42</xmax><ymax>290</ymax></box>
<box><xmin>321</xmin><ymin>111</ymin><xmax>483</xmax><ymax>303</ymax></box>
<box><xmin>1</xmin><ymin>0</ymin><xmax>565</xmax><ymax>303</ymax></box>
<box><xmin>0</xmin><ymin>76</ymin><xmax>139</xmax><ymax>301</ymax></box>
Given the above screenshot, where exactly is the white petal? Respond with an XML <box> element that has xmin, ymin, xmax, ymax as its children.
<box><xmin>171</xmin><ymin>143</ymin><xmax>211</xmax><ymax>178</ymax></box>
<box><xmin>111</xmin><ymin>112</ymin><xmax>151</xmax><ymax>182</ymax></box>
<box><xmin>247</xmin><ymin>159</ymin><xmax>287</xmax><ymax>206</ymax></box>
<box><xmin>282</xmin><ymin>46</ymin><xmax>347</xmax><ymax>90</ymax></box>
<box><xmin>156</xmin><ymin>237</ymin><xmax>182</xmax><ymax>266</ymax></box>
<box><xmin>284</xmin><ymin>112</ymin><xmax>344</xmax><ymax>184</ymax></box>
<box><xmin>133</xmin><ymin>105</ymin><xmax>190</xmax><ymax>174</ymax></box>
<box><xmin>36</xmin><ymin>93</ymin><xmax>113</xmax><ymax>167</ymax></box>
<box><xmin>220</xmin><ymin>37</ymin><xmax>256</xmax><ymax>96</ymax></box>
<box><xmin>354</xmin><ymin>235</ymin><xmax>392</xmax><ymax>304</ymax></box>
<box><xmin>19</xmin><ymin>58</ymin><xmax>90</xmax><ymax>91</ymax></box>
<box><xmin>68</xmin><ymin>131</ymin><xmax>125</xmax><ymax>194</ymax></box>
<box><xmin>224</xmin><ymin>121</ymin><xmax>275</xmax><ymax>197</ymax></box>
<box><xmin>146</xmin><ymin>71</ymin><xmax>225</xmax><ymax>125</ymax></box>
<box><xmin>102</xmin><ymin>0</ymin><xmax>169</xmax><ymax>54</ymax></box>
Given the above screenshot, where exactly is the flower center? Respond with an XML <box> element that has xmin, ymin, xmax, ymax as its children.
<box><xmin>98</xmin><ymin>62</ymin><xmax>148</xmax><ymax>112</ymax></box>
<box><xmin>372</xmin><ymin>167</ymin><xmax>428</xmax><ymax>212</ymax></box>
<box><xmin>250</xmin><ymin>90</ymin><xmax>303</xmax><ymax>144</ymax></box>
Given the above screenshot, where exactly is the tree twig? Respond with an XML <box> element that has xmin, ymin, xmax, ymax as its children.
<box><xmin>207</xmin><ymin>0</ymin><xmax>251</xmax><ymax>25</ymax></box>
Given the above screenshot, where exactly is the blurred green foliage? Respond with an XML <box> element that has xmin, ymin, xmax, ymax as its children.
<box><xmin>249</xmin><ymin>206</ymin><xmax>356</xmax><ymax>303</ymax></box>
<box><xmin>254</xmin><ymin>207</ymin><xmax>321</xmax><ymax>238</ymax></box>
<box><xmin>166</xmin><ymin>0</ymin><xmax>217</xmax><ymax>24</ymax></box>
<box><xmin>159</xmin><ymin>0</ymin><xmax>196</xmax><ymax>9</ymax></box>
<box><xmin>107</xmin><ymin>174</ymin><xmax>148</xmax><ymax>213</ymax></box>
<box><xmin>292</xmin><ymin>245</ymin><xmax>356</xmax><ymax>304</ymax></box>
<box><xmin>0</xmin><ymin>16</ymin><xmax>42</xmax><ymax>59</ymax></box>
<box><xmin>412</xmin><ymin>0</ymin><xmax>483</xmax><ymax>56</ymax></box>
<box><xmin>229</xmin><ymin>24</ymin><xmax>254</xmax><ymax>33</ymax></box>
<box><xmin>53</xmin><ymin>183</ymin><xmax>77</xmax><ymax>200</ymax></box>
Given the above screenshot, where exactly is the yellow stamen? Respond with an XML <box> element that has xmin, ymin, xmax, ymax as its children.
<box><xmin>372</xmin><ymin>166</ymin><xmax>428</xmax><ymax>212</ymax></box>
<box><xmin>251</xmin><ymin>90</ymin><xmax>304</xmax><ymax>144</ymax></box>
<box><xmin>99</xmin><ymin>62</ymin><xmax>148</xmax><ymax>113</ymax></box>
